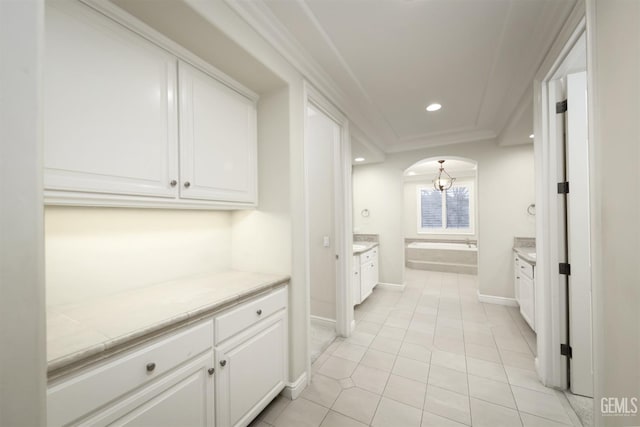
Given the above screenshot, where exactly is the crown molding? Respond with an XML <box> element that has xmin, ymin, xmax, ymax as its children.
<box><xmin>225</xmin><ymin>0</ymin><xmax>390</xmax><ymax>152</ymax></box>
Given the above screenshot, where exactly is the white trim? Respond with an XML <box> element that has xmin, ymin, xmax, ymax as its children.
<box><xmin>310</xmin><ymin>315</ymin><xmax>336</xmax><ymax>329</ymax></box>
<box><xmin>81</xmin><ymin>0</ymin><xmax>258</xmax><ymax>101</ymax></box>
<box><xmin>280</xmin><ymin>372</ymin><xmax>307</xmax><ymax>400</ymax></box>
<box><xmin>351</xmin><ymin>320</ymin><xmax>356</xmax><ymax>333</ymax></box>
<box><xmin>375</xmin><ymin>283</ymin><xmax>406</xmax><ymax>292</ymax></box>
<box><xmin>477</xmin><ymin>291</ymin><xmax>519</xmax><ymax>307</ymax></box>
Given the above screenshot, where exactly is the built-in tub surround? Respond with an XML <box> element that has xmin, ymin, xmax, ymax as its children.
<box><xmin>405</xmin><ymin>238</ymin><xmax>478</xmax><ymax>274</ymax></box>
<box><xmin>47</xmin><ymin>271</ymin><xmax>289</xmax><ymax>378</ymax></box>
<box><xmin>353</xmin><ymin>233</ymin><xmax>379</xmax><ymax>243</ymax></box>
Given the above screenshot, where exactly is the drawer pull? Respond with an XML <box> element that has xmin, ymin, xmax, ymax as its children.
<box><xmin>256</xmin><ymin>309</ymin><xmax>263</xmax><ymax>316</ymax></box>
<box><xmin>184</xmin><ymin>181</ymin><xmax>191</xmax><ymax>188</ymax></box>
<box><xmin>146</xmin><ymin>362</ymin><xmax>156</xmax><ymax>372</ymax></box>
<box><xmin>208</xmin><ymin>368</ymin><xmax>214</xmax><ymax>376</ymax></box>
<box><xmin>520</xmin><ymin>266</ymin><xmax>525</xmax><ymax>269</ymax></box>
<box><xmin>220</xmin><ymin>360</ymin><xmax>227</xmax><ymax>367</ymax></box>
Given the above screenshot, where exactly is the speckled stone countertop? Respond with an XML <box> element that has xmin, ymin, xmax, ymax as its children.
<box><xmin>47</xmin><ymin>271</ymin><xmax>289</xmax><ymax>378</ymax></box>
<box><xmin>353</xmin><ymin>242</ymin><xmax>379</xmax><ymax>255</ymax></box>
<box><xmin>513</xmin><ymin>237</ymin><xmax>536</xmax><ymax>265</ymax></box>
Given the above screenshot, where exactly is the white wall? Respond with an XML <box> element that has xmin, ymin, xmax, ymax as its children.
<box><xmin>46</xmin><ymin>207</ymin><xmax>233</xmax><ymax>306</ymax></box>
<box><xmin>0</xmin><ymin>0</ymin><xmax>47</xmax><ymax>424</ymax></box>
<box><xmin>353</xmin><ymin>140</ymin><xmax>535</xmax><ymax>298</ymax></box>
<box><xmin>403</xmin><ymin>177</ymin><xmax>478</xmax><ymax>241</ymax></box>
<box><xmin>587</xmin><ymin>1</ymin><xmax>640</xmax><ymax>424</ymax></box>
<box><xmin>232</xmin><ymin>87</ymin><xmax>291</xmax><ymax>276</ymax></box>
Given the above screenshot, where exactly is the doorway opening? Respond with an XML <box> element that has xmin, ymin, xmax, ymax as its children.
<box><xmin>304</xmin><ymin>84</ymin><xmax>353</xmax><ymax>370</ymax></box>
<box><xmin>402</xmin><ymin>157</ymin><xmax>479</xmax><ymax>275</ymax></box>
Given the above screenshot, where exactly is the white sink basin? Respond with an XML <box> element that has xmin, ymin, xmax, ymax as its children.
<box><xmin>353</xmin><ymin>244</ymin><xmax>368</xmax><ymax>252</ymax></box>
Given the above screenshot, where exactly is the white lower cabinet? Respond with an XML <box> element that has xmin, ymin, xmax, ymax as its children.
<box><xmin>47</xmin><ymin>287</ymin><xmax>289</xmax><ymax>427</ymax></box>
<box><xmin>215</xmin><ymin>311</ymin><xmax>287</xmax><ymax>427</ymax></box>
<box><xmin>80</xmin><ymin>351</ymin><xmax>214</xmax><ymax>427</ymax></box>
<box><xmin>514</xmin><ymin>254</ymin><xmax>535</xmax><ymax>331</ymax></box>
<box><xmin>47</xmin><ymin>320</ymin><xmax>215</xmax><ymax>427</ymax></box>
<box><xmin>353</xmin><ymin>247</ymin><xmax>379</xmax><ymax>305</ymax></box>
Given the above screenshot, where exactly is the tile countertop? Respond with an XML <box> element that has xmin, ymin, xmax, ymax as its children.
<box><xmin>47</xmin><ymin>271</ymin><xmax>289</xmax><ymax>378</ymax></box>
<box><xmin>353</xmin><ymin>242</ymin><xmax>379</xmax><ymax>255</ymax></box>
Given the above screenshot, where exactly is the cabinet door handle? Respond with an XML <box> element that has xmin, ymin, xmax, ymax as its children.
<box><xmin>170</xmin><ymin>180</ymin><xmax>177</xmax><ymax>187</ymax></box>
<box><xmin>516</xmin><ymin>276</ymin><xmax>520</xmax><ymax>279</ymax></box>
<box><xmin>208</xmin><ymin>368</ymin><xmax>215</xmax><ymax>376</ymax></box>
<box><xmin>184</xmin><ymin>181</ymin><xmax>191</xmax><ymax>188</ymax></box>
<box><xmin>219</xmin><ymin>360</ymin><xmax>227</xmax><ymax>367</ymax></box>
<box><xmin>520</xmin><ymin>266</ymin><xmax>525</xmax><ymax>269</ymax></box>
<box><xmin>146</xmin><ymin>362</ymin><xmax>156</xmax><ymax>372</ymax></box>
<box><xmin>256</xmin><ymin>309</ymin><xmax>263</xmax><ymax>315</ymax></box>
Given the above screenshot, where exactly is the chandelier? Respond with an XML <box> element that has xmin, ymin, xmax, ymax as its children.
<box><xmin>433</xmin><ymin>160</ymin><xmax>455</xmax><ymax>191</ymax></box>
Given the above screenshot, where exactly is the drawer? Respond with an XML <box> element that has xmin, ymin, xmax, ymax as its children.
<box><xmin>519</xmin><ymin>260</ymin><xmax>534</xmax><ymax>279</ymax></box>
<box><xmin>48</xmin><ymin>320</ymin><xmax>214</xmax><ymax>427</ymax></box>
<box><xmin>215</xmin><ymin>287</ymin><xmax>287</xmax><ymax>344</ymax></box>
<box><xmin>360</xmin><ymin>247</ymin><xmax>377</xmax><ymax>265</ymax></box>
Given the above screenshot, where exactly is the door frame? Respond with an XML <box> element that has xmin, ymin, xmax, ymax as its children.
<box><xmin>303</xmin><ymin>82</ymin><xmax>353</xmax><ymax>381</ymax></box>
<box><xmin>533</xmin><ymin>18</ymin><xmax>588</xmax><ymax>389</ymax></box>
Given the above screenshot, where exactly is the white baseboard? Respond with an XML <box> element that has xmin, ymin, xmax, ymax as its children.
<box><xmin>310</xmin><ymin>315</ymin><xmax>336</xmax><ymax>329</ymax></box>
<box><xmin>477</xmin><ymin>290</ymin><xmax>518</xmax><ymax>307</ymax></box>
<box><xmin>281</xmin><ymin>372</ymin><xmax>307</xmax><ymax>400</ymax></box>
<box><xmin>375</xmin><ymin>282</ymin><xmax>406</xmax><ymax>291</ymax></box>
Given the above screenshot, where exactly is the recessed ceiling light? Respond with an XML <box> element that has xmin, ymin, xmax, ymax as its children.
<box><xmin>407</xmin><ymin>171</ymin><xmax>416</xmax><ymax>176</ymax></box>
<box><xmin>529</xmin><ymin>134</ymin><xmax>534</xmax><ymax>139</ymax></box>
<box><xmin>426</xmin><ymin>103</ymin><xmax>442</xmax><ymax>112</ymax></box>
<box><xmin>354</xmin><ymin>157</ymin><xmax>365</xmax><ymax>162</ymax></box>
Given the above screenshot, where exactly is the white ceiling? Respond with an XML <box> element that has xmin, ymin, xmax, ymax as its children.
<box><xmin>237</xmin><ymin>0</ymin><xmax>577</xmax><ymax>160</ymax></box>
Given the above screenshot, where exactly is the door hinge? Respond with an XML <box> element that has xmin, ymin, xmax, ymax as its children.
<box><xmin>561</xmin><ymin>343</ymin><xmax>573</xmax><ymax>358</ymax></box>
<box><xmin>556</xmin><ymin>99</ymin><xmax>568</xmax><ymax>114</ymax></box>
<box><xmin>559</xmin><ymin>262</ymin><xmax>571</xmax><ymax>275</ymax></box>
<box><xmin>557</xmin><ymin>182</ymin><xmax>570</xmax><ymax>194</ymax></box>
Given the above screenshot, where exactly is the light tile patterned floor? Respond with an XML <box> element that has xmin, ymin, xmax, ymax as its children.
<box><xmin>252</xmin><ymin>269</ymin><xmax>582</xmax><ymax>427</ymax></box>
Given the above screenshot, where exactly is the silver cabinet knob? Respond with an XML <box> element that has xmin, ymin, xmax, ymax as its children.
<box><xmin>208</xmin><ymin>368</ymin><xmax>214</xmax><ymax>376</ymax></box>
<box><xmin>256</xmin><ymin>309</ymin><xmax>263</xmax><ymax>316</ymax></box>
<box><xmin>220</xmin><ymin>360</ymin><xmax>227</xmax><ymax>367</ymax></box>
<box><xmin>170</xmin><ymin>180</ymin><xmax>177</xmax><ymax>187</ymax></box>
<box><xmin>184</xmin><ymin>181</ymin><xmax>191</xmax><ymax>188</ymax></box>
<box><xmin>146</xmin><ymin>362</ymin><xmax>156</xmax><ymax>372</ymax></box>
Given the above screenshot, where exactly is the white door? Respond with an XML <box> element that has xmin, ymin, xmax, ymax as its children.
<box><xmin>566</xmin><ymin>71</ymin><xmax>593</xmax><ymax>397</ymax></box>
<box><xmin>306</xmin><ymin>105</ymin><xmax>339</xmax><ymax>321</ymax></box>
<box><xmin>215</xmin><ymin>313</ymin><xmax>287</xmax><ymax>427</ymax></box>
<box><xmin>44</xmin><ymin>1</ymin><xmax>179</xmax><ymax>198</ymax></box>
<box><xmin>178</xmin><ymin>61</ymin><xmax>257</xmax><ymax>204</ymax></box>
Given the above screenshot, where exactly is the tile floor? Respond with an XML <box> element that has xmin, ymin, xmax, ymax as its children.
<box><xmin>310</xmin><ymin>319</ymin><xmax>338</xmax><ymax>363</ymax></box>
<box><xmin>252</xmin><ymin>269</ymin><xmax>583</xmax><ymax>427</ymax></box>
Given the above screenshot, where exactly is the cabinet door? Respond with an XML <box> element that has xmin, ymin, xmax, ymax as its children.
<box><xmin>519</xmin><ymin>275</ymin><xmax>535</xmax><ymax>331</ymax></box>
<box><xmin>360</xmin><ymin>262</ymin><xmax>374</xmax><ymax>302</ymax></box>
<box><xmin>514</xmin><ymin>256</ymin><xmax>520</xmax><ymax>302</ymax></box>
<box><xmin>216</xmin><ymin>312</ymin><xmax>287</xmax><ymax>427</ymax></box>
<box><xmin>179</xmin><ymin>61</ymin><xmax>257</xmax><ymax>204</ymax></box>
<box><xmin>352</xmin><ymin>256</ymin><xmax>361</xmax><ymax>306</ymax></box>
<box><xmin>44</xmin><ymin>1</ymin><xmax>179</xmax><ymax>199</ymax></box>
<box><xmin>79</xmin><ymin>352</ymin><xmax>214</xmax><ymax>427</ymax></box>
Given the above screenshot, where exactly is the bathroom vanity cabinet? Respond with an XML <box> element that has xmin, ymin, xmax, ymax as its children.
<box><xmin>514</xmin><ymin>254</ymin><xmax>536</xmax><ymax>331</ymax></box>
<box><xmin>353</xmin><ymin>246</ymin><xmax>379</xmax><ymax>305</ymax></box>
<box><xmin>47</xmin><ymin>284</ymin><xmax>288</xmax><ymax>427</ymax></box>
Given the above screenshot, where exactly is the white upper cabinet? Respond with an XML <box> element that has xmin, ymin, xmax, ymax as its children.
<box><xmin>44</xmin><ymin>1</ymin><xmax>258</xmax><ymax>209</ymax></box>
<box><xmin>44</xmin><ymin>1</ymin><xmax>179</xmax><ymax>199</ymax></box>
<box><xmin>179</xmin><ymin>61</ymin><xmax>257</xmax><ymax>204</ymax></box>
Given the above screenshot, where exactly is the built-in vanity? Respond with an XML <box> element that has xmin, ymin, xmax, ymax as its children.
<box><xmin>352</xmin><ymin>234</ymin><xmax>380</xmax><ymax>305</ymax></box>
<box><xmin>47</xmin><ymin>273</ymin><xmax>289</xmax><ymax>427</ymax></box>
<box><xmin>43</xmin><ymin>1</ymin><xmax>292</xmax><ymax>426</ymax></box>
<box><xmin>513</xmin><ymin>237</ymin><xmax>536</xmax><ymax>331</ymax></box>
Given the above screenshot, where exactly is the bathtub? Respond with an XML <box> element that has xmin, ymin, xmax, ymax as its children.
<box><xmin>407</xmin><ymin>241</ymin><xmax>477</xmax><ymax>251</ymax></box>
<box><xmin>405</xmin><ymin>240</ymin><xmax>478</xmax><ymax>274</ymax></box>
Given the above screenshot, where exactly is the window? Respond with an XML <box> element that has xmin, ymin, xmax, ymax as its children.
<box><xmin>418</xmin><ymin>183</ymin><xmax>474</xmax><ymax>234</ymax></box>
